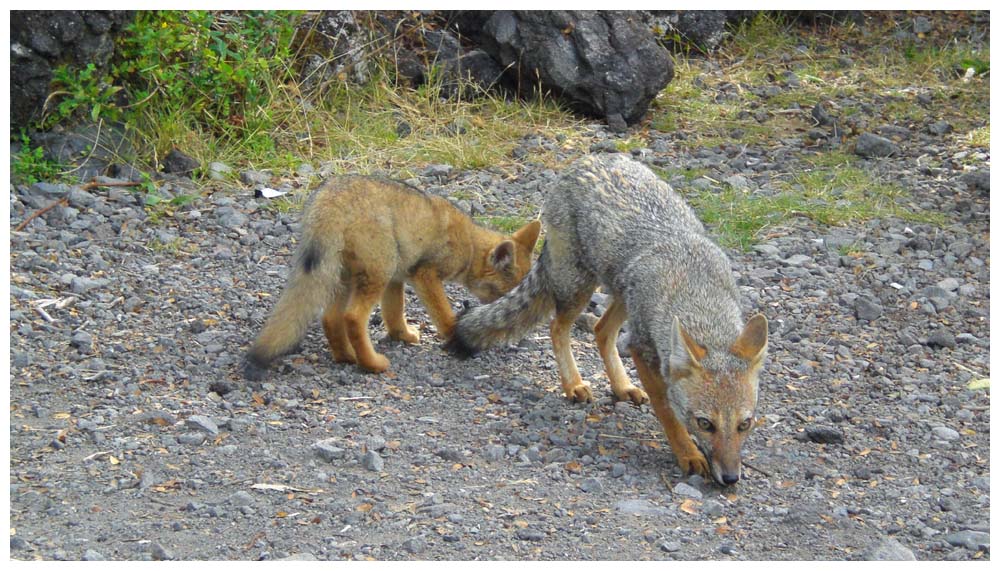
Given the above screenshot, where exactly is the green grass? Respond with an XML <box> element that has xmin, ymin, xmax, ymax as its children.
<box><xmin>661</xmin><ymin>152</ymin><xmax>946</xmax><ymax>250</ymax></box>
<box><xmin>476</xmin><ymin>214</ymin><xmax>536</xmax><ymax>234</ymax></box>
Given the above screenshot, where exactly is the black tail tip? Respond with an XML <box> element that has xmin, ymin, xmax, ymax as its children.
<box><xmin>242</xmin><ymin>352</ymin><xmax>270</xmax><ymax>383</ymax></box>
<box><xmin>443</xmin><ymin>332</ymin><xmax>479</xmax><ymax>359</ymax></box>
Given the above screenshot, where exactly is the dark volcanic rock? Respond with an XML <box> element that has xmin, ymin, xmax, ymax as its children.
<box><xmin>476</xmin><ymin>11</ymin><xmax>674</xmax><ymax>125</ymax></box>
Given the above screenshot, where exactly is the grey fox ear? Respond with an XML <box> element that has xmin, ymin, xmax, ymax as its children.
<box><xmin>670</xmin><ymin>316</ymin><xmax>706</xmax><ymax>372</ymax></box>
<box><xmin>513</xmin><ymin>219</ymin><xmax>542</xmax><ymax>250</ymax></box>
<box><xmin>731</xmin><ymin>313</ymin><xmax>768</xmax><ymax>363</ymax></box>
<box><xmin>490</xmin><ymin>240</ymin><xmax>516</xmax><ymax>272</ymax></box>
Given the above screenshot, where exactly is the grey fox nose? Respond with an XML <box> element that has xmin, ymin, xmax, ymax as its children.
<box><xmin>721</xmin><ymin>473</ymin><xmax>740</xmax><ymax>485</ymax></box>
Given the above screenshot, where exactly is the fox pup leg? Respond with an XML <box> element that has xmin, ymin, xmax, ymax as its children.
<box><xmin>550</xmin><ymin>288</ymin><xmax>595</xmax><ymax>403</ymax></box>
<box><xmin>322</xmin><ymin>293</ymin><xmax>356</xmax><ymax>364</ymax></box>
<box><xmin>630</xmin><ymin>349</ymin><xmax>710</xmax><ymax>479</ymax></box>
<box><xmin>409</xmin><ymin>268</ymin><xmax>456</xmax><ymax>339</ymax></box>
<box><xmin>381</xmin><ymin>281</ymin><xmax>420</xmax><ymax>344</ymax></box>
<box><xmin>343</xmin><ymin>280</ymin><xmax>390</xmax><ymax>373</ymax></box>
<box><xmin>594</xmin><ymin>298</ymin><xmax>648</xmax><ymax>405</ymax></box>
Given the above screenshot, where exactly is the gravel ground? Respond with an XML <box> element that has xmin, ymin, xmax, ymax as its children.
<box><xmin>8</xmin><ymin>42</ymin><xmax>990</xmax><ymax>563</ymax></box>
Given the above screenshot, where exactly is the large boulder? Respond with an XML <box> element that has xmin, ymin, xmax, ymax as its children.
<box><xmin>10</xmin><ymin>11</ymin><xmax>133</xmax><ymax>131</ymax></box>
<box><xmin>462</xmin><ymin>11</ymin><xmax>674</xmax><ymax>126</ymax></box>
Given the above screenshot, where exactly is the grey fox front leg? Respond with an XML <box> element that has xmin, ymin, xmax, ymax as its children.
<box><xmin>594</xmin><ymin>297</ymin><xmax>648</xmax><ymax>404</ymax></box>
<box><xmin>550</xmin><ymin>287</ymin><xmax>596</xmax><ymax>402</ymax></box>
<box><xmin>630</xmin><ymin>348</ymin><xmax>710</xmax><ymax>479</ymax></box>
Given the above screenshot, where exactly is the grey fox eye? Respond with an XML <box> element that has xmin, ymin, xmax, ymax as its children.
<box><xmin>738</xmin><ymin>418</ymin><xmax>752</xmax><ymax>432</ymax></box>
<box><xmin>696</xmin><ymin>417</ymin><xmax>715</xmax><ymax>432</ymax></box>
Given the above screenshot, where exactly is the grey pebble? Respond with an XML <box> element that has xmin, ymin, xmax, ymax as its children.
<box><xmin>672</xmin><ymin>482</ymin><xmax>703</xmax><ymax>499</ymax></box>
<box><xmin>926</xmin><ymin>330</ymin><xmax>957</xmax><ymax>349</ymax></box>
<box><xmin>861</xmin><ymin>537</ymin><xmax>916</xmax><ymax>561</ymax></box>
<box><xmin>579</xmin><ymin>477</ymin><xmax>603</xmax><ymax>493</ymax></box>
<box><xmin>943</xmin><ymin>530</ymin><xmax>989</xmax><ymax>551</ymax></box>
<box><xmin>150</xmin><ymin>543</ymin><xmax>174</xmax><ymax>561</ymax></box>
<box><xmin>362</xmin><ymin>450</ymin><xmax>384</xmax><ymax>472</ymax></box>
<box><xmin>931</xmin><ymin>426</ymin><xmax>960</xmax><ymax>441</ymax></box>
<box><xmin>516</xmin><ymin>528</ymin><xmax>546</xmax><ymax>541</ymax></box>
<box><xmin>313</xmin><ymin>440</ymin><xmax>347</xmax><ymax>462</ymax></box>
<box><xmin>82</xmin><ymin>549</ymin><xmax>106</xmax><ymax>561</ymax></box>
<box><xmin>185</xmin><ymin>415</ymin><xmax>219</xmax><ymax>436</ymax></box>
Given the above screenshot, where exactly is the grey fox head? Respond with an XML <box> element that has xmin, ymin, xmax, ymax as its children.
<box><xmin>467</xmin><ymin>220</ymin><xmax>541</xmax><ymax>302</ymax></box>
<box><xmin>666</xmin><ymin>314</ymin><xmax>768</xmax><ymax>486</ymax></box>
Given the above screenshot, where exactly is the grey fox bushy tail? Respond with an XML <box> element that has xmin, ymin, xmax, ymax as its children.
<box><xmin>444</xmin><ymin>247</ymin><xmax>555</xmax><ymax>358</ymax></box>
<box><xmin>446</xmin><ymin>154</ymin><xmax>768</xmax><ymax>486</ymax></box>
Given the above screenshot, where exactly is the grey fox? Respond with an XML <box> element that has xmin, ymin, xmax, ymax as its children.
<box><xmin>245</xmin><ymin>175</ymin><xmax>540</xmax><ymax>378</ymax></box>
<box><xmin>446</xmin><ymin>154</ymin><xmax>768</xmax><ymax>486</ymax></box>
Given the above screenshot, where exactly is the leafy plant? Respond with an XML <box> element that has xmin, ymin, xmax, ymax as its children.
<box><xmin>11</xmin><ymin>133</ymin><xmax>63</xmax><ymax>184</ymax></box>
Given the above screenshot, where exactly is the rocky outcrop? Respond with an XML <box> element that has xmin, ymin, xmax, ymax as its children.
<box><xmin>460</xmin><ymin>11</ymin><xmax>674</xmax><ymax>126</ymax></box>
<box><xmin>10</xmin><ymin>11</ymin><xmax>133</xmax><ymax>131</ymax></box>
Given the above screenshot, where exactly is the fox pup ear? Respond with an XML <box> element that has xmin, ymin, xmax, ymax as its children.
<box><xmin>669</xmin><ymin>316</ymin><xmax>707</xmax><ymax>374</ymax></box>
<box><xmin>512</xmin><ymin>220</ymin><xmax>542</xmax><ymax>251</ymax></box>
<box><xmin>490</xmin><ymin>240</ymin><xmax>516</xmax><ymax>272</ymax></box>
<box><xmin>731</xmin><ymin>313</ymin><xmax>768</xmax><ymax>363</ymax></box>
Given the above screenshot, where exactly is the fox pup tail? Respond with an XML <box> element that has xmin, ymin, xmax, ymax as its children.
<box><xmin>445</xmin><ymin>248</ymin><xmax>555</xmax><ymax>357</ymax></box>
<box><xmin>244</xmin><ymin>239</ymin><xmax>339</xmax><ymax>382</ymax></box>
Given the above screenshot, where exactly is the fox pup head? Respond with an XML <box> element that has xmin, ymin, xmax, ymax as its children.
<box><xmin>666</xmin><ymin>314</ymin><xmax>768</xmax><ymax>486</ymax></box>
<box><xmin>467</xmin><ymin>220</ymin><xmax>541</xmax><ymax>302</ymax></box>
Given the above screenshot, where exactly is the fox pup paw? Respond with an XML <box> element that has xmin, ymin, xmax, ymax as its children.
<box><xmin>359</xmin><ymin>353</ymin><xmax>390</xmax><ymax>374</ymax></box>
<box><xmin>614</xmin><ymin>385</ymin><xmax>649</xmax><ymax>405</ymax></box>
<box><xmin>565</xmin><ymin>383</ymin><xmax>594</xmax><ymax>403</ymax></box>
<box><xmin>389</xmin><ymin>327</ymin><xmax>421</xmax><ymax>344</ymax></box>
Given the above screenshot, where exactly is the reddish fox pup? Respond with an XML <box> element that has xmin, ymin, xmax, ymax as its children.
<box><xmin>245</xmin><ymin>175</ymin><xmax>541</xmax><ymax>378</ymax></box>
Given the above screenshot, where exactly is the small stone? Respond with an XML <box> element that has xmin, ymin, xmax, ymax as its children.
<box><xmin>229</xmin><ymin>491</ymin><xmax>254</xmax><ymax>507</ymax></box>
<box><xmin>150</xmin><ymin>543</ymin><xmax>174</xmax><ymax>561</ymax></box>
<box><xmin>579</xmin><ymin>477</ymin><xmax>603</xmax><ymax>493</ymax></box>
<box><xmin>207</xmin><ymin>162</ymin><xmax>233</xmax><ymax>181</ymax></box>
<box><xmin>362</xmin><ymin>450</ymin><xmax>383</xmax><ymax>472</ymax></box>
<box><xmin>421</xmin><ymin>164</ymin><xmax>453</xmax><ymax>179</ymax></box>
<box><xmin>660</xmin><ymin>540</ymin><xmax>682</xmax><ymax>553</ymax></box>
<box><xmin>936</xmin><ymin>278</ymin><xmax>961</xmax><ymax>292</ymax></box>
<box><xmin>177</xmin><ymin>432</ymin><xmax>206</xmax><ymax>446</ymax></box>
<box><xmin>931</xmin><ymin>426</ymin><xmax>960</xmax><ymax>441</ymax></box>
<box><xmin>854</xmin><ymin>297</ymin><xmax>883</xmax><ymax>321</ymax></box>
<box><xmin>240</xmin><ymin>170</ymin><xmax>271</xmax><ymax>187</ymax></box>
<box><xmin>855</xmin><ymin>132</ymin><xmax>898</xmax><ymax>158</ymax></box>
<box><xmin>208</xmin><ymin>381</ymin><xmax>233</xmax><ymax>396</ymax></box>
<box><xmin>927</xmin><ymin>121</ymin><xmax>952</xmax><ymax>136</ymax></box>
<box><xmin>516</xmin><ymin>528</ymin><xmax>546</xmax><ymax>541</ymax></box>
<box><xmin>162</xmin><ymin>148</ymin><xmax>200</xmax><ymax>177</ymax></box>
<box><xmin>781</xmin><ymin>254</ymin><xmax>812</xmax><ymax>267</ymax></box>
<box><xmin>806</xmin><ymin>425</ymin><xmax>844</xmax><ymax>444</ymax></box>
<box><xmin>185</xmin><ymin>415</ymin><xmax>219</xmax><ymax>436</ymax></box>
<box><xmin>313</xmin><ymin>440</ymin><xmax>346</xmax><ymax>462</ymax></box>
<box><xmin>70</xmin><ymin>276</ymin><xmax>109</xmax><ymax>294</ymax></box>
<box><xmin>861</xmin><ymin>538</ymin><xmax>916</xmax><ymax>561</ymax></box>
<box><xmin>482</xmin><ymin>444</ymin><xmax>505</xmax><ymax>462</ymax></box>
<box><xmin>615</xmin><ymin>499</ymin><xmax>670</xmax><ymax>517</ymax></box>
<box><xmin>926</xmin><ymin>330</ymin><xmax>956</xmax><ymax>349</ymax></box>
<box><xmin>70</xmin><ymin>331</ymin><xmax>94</xmax><ymax>352</ymax></box>
<box><xmin>944</xmin><ymin>530</ymin><xmax>990</xmax><ymax>551</ymax></box>
<box><xmin>672</xmin><ymin>482</ymin><xmax>703</xmax><ymax>499</ymax></box>
<box><xmin>611</xmin><ymin>463</ymin><xmax>626</xmax><ymax>478</ymax></box>
<box><xmin>401</xmin><ymin>537</ymin><xmax>425</xmax><ymax>554</ymax></box>
<box><xmin>82</xmin><ymin>549</ymin><xmax>106</xmax><ymax>561</ymax></box>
